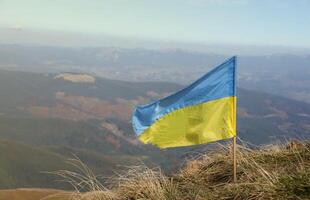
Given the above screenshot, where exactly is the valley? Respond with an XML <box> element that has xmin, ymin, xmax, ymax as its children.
<box><xmin>0</xmin><ymin>69</ymin><xmax>309</xmax><ymax>189</ymax></box>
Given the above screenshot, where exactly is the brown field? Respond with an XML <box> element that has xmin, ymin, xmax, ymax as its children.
<box><xmin>0</xmin><ymin>188</ymin><xmax>71</xmax><ymax>200</ymax></box>
<box><xmin>54</xmin><ymin>73</ymin><xmax>96</xmax><ymax>83</ymax></box>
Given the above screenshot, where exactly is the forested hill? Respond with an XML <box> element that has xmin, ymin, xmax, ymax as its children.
<box><xmin>0</xmin><ymin>69</ymin><xmax>309</xmax><ymax>189</ymax></box>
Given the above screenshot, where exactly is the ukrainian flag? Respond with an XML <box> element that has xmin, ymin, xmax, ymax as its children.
<box><xmin>132</xmin><ymin>57</ymin><xmax>237</xmax><ymax>148</ymax></box>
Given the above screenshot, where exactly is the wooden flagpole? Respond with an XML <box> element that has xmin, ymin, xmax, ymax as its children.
<box><xmin>232</xmin><ymin>136</ymin><xmax>237</xmax><ymax>183</ymax></box>
<box><xmin>232</xmin><ymin>56</ymin><xmax>237</xmax><ymax>183</ymax></box>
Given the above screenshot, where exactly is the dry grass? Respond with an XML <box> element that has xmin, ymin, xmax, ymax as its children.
<box><xmin>50</xmin><ymin>140</ymin><xmax>310</xmax><ymax>200</ymax></box>
<box><xmin>0</xmin><ymin>188</ymin><xmax>67</xmax><ymax>200</ymax></box>
<box><xmin>113</xmin><ymin>166</ymin><xmax>179</xmax><ymax>200</ymax></box>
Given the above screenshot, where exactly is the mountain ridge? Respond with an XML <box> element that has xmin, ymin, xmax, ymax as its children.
<box><xmin>0</xmin><ymin>69</ymin><xmax>309</xmax><ymax>189</ymax></box>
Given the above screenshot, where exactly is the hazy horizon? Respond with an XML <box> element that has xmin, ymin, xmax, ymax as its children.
<box><xmin>1</xmin><ymin>27</ymin><xmax>310</xmax><ymax>56</ymax></box>
<box><xmin>1</xmin><ymin>0</ymin><xmax>310</xmax><ymax>55</ymax></box>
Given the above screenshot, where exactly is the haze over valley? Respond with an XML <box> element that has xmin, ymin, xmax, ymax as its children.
<box><xmin>0</xmin><ymin>0</ymin><xmax>310</xmax><ymax>198</ymax></box>
<box><xmin>0</xmin><ymin>64</ymin><xmax>309</xmax><ymax>189</ymax></box>
<box><xmin>1</xmin><ymin>44</ymin><xmax>310</xmax><ymax>103</ymax></box>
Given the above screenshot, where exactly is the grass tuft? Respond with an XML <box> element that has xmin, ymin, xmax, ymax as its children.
<box><xmin>50</xmin><ymin>140</ymin><xmax>310</xmax><ymax>200</ymax></box>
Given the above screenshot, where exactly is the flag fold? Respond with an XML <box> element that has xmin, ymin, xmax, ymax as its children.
<box><xmin>132</xmin><ymin>56</ymin><xmax>237</xmax><ymax>148</ymax></box>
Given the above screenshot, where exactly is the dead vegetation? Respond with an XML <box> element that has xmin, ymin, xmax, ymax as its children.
<box><xmin>54</xmin><ymin>73</ymin><xmax>96</xmax><ymax>83</ymax></box>
<box><xmin>0</xmin><ymin>188</ymin><xmax>65</xmax><ymax>200</ymax></box>
<box><xmin>50</xmin><ymin>140</ymin><xmax>310</xmax><ymax>200</ymax></box>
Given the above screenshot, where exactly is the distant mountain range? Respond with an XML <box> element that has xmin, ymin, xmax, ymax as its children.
<box><xmin>0</xmin><ymin>44</ymin><xmax>309</xmax><ymax>103</ymax></box>
<box><xmin>0</xmin><ymin>68</ymin><xmax>309</xmax><ymax>189</ymax></box>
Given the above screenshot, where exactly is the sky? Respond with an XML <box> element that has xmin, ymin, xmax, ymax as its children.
<box><xmin>0</xmin><ymin>0</ymin><xmax>309</xmax><ymax>49</ymax></box>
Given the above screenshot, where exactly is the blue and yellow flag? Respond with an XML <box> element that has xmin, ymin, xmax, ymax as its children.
<box><xmin>132</xmin><ymin>57</ymin><xmax>237</xmax><ymax>148</ymax></box>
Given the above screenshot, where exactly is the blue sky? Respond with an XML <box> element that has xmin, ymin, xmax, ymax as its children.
<box><xmin>0</xmin><ymin>0</ymin><xmax>309</xmax><ymax>48</ymax></box>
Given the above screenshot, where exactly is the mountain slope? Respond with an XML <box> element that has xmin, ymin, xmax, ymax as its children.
<box><xmin>237</xmin><ymin>88</ymin><xmax>310</xmax><ymax>144</ymax></box>
<box><xmin>0</xmin><ymin>117</ymin><xmax>140</xmax><ymax>154</ymax></box>
<box><xmin>0</xmin><ymin>69</ymin><xmax>309</xmax><ymax>147</ymax></box>
<box><xmin>0</xmin><ymin>139</ymin><xmax>71</xmax><ymax>189</ymax></box>
<box><xmin>0</xmin><ymin>69</ymin><xmax>308</xmax><ymax>146</ymax></box>
<box><xmin>0</xmin><ymin>69</ymin><xmax>309</xmax><ymax>189</ymax></box>
<box><xmin>0</xmin><ymin>139</ymin><xmax>146</xmax><ymax>189</ymax></box>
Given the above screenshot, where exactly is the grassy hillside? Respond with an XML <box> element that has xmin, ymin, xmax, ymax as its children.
<box><xmin>0</xmin><ymin>116</ymin><xmax>142</xmax><ymax>155</ymax></box>
<box><xmin>2</xmin><ymin>140</ymin><xmax>309</xmax><ymax>200</ymax></box>
<box><xmin>0</xmin><ymin>140</ymin><xmax>71</xmax><ymax>189</ymax></box>
<box><xmin>0</xmin><ymin>139</ymin><xmax>144</xmax><ymax>189</ymax></box>
<box><xmin>58</xmin><ymin>140</ymin><xmax>310</xmax><ymax>200</ymax></box>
